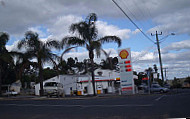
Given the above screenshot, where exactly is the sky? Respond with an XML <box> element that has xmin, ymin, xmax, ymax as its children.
<box><xmin>0</xmin><ymin>0</ymin><xmax>190</xmax><ymax>80</ymax></box>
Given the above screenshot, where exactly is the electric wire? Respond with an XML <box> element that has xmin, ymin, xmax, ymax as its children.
<box><xmin>131</xmin><ymin>0</ymin><xmax>154</xmax><ymax>30</ymax></box>
<box><xmin>119</xmin><ymin>0</ymin><xmax>144</xmax><ymax>27</ymax></box>
<box><xmin>119</xmin><ymin>0</ymin><xmax>148</xmax><ymax>33</ymax></box>
<box><xmin>112</xmin><ymin>0</ymin><xmax>155</xmax><ymax>44</ymax></box>
<box><xmin>132</xmin><ymin>45</ymin><xmax>156</xmax><ymax>63</ymax></box>
<box><xmin>141</xmin><ymin>0</ymin><xmax>163</xmax><ymax>33</ymax></box>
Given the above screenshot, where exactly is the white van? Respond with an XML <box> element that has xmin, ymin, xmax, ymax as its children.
<box><xmin>44</xmin><ymin>82</ymin><xmax>64</xmax><ymax>97</ymax></box>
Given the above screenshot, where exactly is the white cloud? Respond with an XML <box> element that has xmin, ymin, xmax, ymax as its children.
<box><xmin>162</xmin><ymin>40</ymin><xmax>190</xmax><ymax>53</ymax></box>
<box><xmin>132</xmin><ymin>29</ymin><xmax>141</xmax><ymax>35</ymax></box>
<box><xmin>62</xmin><ymin>50</ymin><xmax>89</xmax><ymax>62</ymax></box>
<box><xmin>97</xmin><ymin>21</ymin><xmax>131</xmax><ymax>39</ymax></box>
<box><xmin>28</xmin><ymin>26</ymin><xmax>47</xmax><ymax>38</ymax></box>
<box><xmin>6</xmin><ymin>40</ymin><xmax>20</xmax><ymax>52</ymax></box>
<box><xmin>146</xmin><ymin>1</ymin><xmax>190</xmax><ymax>35</ymax></box>
<box><xmin>47</xmin><ymin>15</ymin><xmax>82</xmax><ymax>40</ymax></box>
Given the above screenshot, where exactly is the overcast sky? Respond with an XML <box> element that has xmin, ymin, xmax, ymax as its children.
<box><xmin>1</xmin><ymin>0</ymin><xmax>190</xmax><ymax>79</ymax></box>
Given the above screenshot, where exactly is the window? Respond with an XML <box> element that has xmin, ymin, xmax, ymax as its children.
<box><xmin>44</xmin><ymin>82</ymin><xmax>58</xmax><ymax>87</ymax></box>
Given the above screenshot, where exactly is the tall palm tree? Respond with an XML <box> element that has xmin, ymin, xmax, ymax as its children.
<box><xmin>61</xmin><ymin>13</ymin><xmax>121</xmax><ymax>96</ymax></box>
<box><xmin>0</xmin><ymin>32</ymin><xmax>11</xmax><ymax>95</ymax></box>
<box><xmin>17</xmin><ymin>31</ymin><xmax>60</xmax><ymax>96</ymax></box>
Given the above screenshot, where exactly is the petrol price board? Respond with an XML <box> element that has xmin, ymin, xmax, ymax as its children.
<box><xmin>118</xmin><ymin>48</ymin><xmax>134</xmax><ymax>94</ymax></box>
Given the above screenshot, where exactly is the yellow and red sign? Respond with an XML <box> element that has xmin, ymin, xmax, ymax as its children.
<box><xmin>119</xmin><ymin>50</ymin><xmax>129</xmax><ymax>59</ymax></box>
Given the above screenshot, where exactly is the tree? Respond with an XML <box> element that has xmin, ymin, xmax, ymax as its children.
<box><xmin>172</xmin><ymin>77</ymin><xmax>182</xmax><ymax>88</ymax></box>
<box><xmin>43</xmin><ymin>67</ymin><xmax>57</xmax><ymax>80</ymax></box>
<box><xmin>17</xmin><ymin>31</ymin><xmax>60</xmax><ymax>96</ymax></box>
<box><xmin>184</xmin><ymin>77</ymin><xmax>190</xmax><ymax>84</ymax></box>
<box><xmin>0</xmin><ymin>32</ymin><xmax>14</xmax><ymax>95</ymax></box>
<box><xmin>12</xmin><ymin>52</ymin><xmax>37</xmax><ymax>87</ymax></box>
<box><xmin>67</xmin><ymin>57</ymin><xmax>76</xmax><ymax>68</ymax></box>
<box><xmin>153</xmin><ymin>64</ymin><xmax>158</xmax><ymax>73</ymax></box>
<box><xmin>61</xmin><ymin>13</ymin><xmax>121</xmax><ymax>96</ymax></box>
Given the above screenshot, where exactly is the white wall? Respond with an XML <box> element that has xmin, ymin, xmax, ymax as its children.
<box><xmin>60</xmin><ymin>75</ymin><xmax>78</xmax><ymax>95</ymax></box>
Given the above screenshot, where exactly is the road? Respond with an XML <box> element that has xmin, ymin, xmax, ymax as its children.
<box><xmin>0</xmin><ymin>89</ymin><xmax>190</xmax><ymax>119</ymax></box>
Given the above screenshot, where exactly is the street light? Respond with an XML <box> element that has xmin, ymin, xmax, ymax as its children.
<box><xmin>159</xmin><ymin>33</ymin><xmax>175</xmax><ymax>83</ymax></box>
<box><xmin>160</xmin><ymin>33</ymin><xmax>175</xmax><ymax>42</ymax></box>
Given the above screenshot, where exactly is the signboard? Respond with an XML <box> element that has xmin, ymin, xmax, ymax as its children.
<box><xmin>118</xmin><ymin>48</ymin><xmax>134</xmax><ymax>94</ymax></box>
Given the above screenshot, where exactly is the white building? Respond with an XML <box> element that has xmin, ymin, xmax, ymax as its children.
<box><xmin>34</xmin><ymin>74</ymin><xmax>116</xmax><ymax>96</ymax></box>
<box><xmin>34</xmin><ymin>69</ymin><xmax>138</xmax><ymax>96</ymax></box>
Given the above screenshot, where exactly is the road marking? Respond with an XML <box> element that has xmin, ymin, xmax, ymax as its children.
<box><xmin>0</xmin><ymin>104</ymin><xmax>153</xmax><ymax>107</ymax></box>
<box><xmin>155</xmin><ymin>95</ymin><xmax>165</xmax><ymax>101</ymax></box>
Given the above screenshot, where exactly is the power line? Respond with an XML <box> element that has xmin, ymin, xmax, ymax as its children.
<box><xmin>112</xmin><ymin>0</ymin><xmax>155</xmax><ymax>44</ymax></box>
<box><xmin>131</xmin><ymin>0</ymin><xmax>154</xmax><ymax>29</ymax></box>
<box><xmin>120</xmin><ymin>0</ymin><xmax>150</xmax><ymax>32</ymax></box>
<box><xmin>132</xmin><ymin>45</ymin><xmax>156</xmax><ymax>63</ymax></box>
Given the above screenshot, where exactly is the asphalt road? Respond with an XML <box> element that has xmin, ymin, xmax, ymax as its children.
<box><xmin>0</xmin><ymin>89</ymin><xmax>190</xmax><ymax>119</ymax></box>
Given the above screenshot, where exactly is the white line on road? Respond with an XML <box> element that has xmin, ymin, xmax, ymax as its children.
<box><xmin>0</xmin><ymin>104</ymin><xmax>153</xmax><ymax>107</ymax></box>
<box><xmin>155</xmin><ymin>95</ymin><xmax>165</xmax><ymax>101</ymax></box>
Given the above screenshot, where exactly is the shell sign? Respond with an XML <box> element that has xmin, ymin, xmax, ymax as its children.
<box><xmin>119</xmin><ymin>50</ymin><xmax>129</xmax><ymax>59</ymax></box>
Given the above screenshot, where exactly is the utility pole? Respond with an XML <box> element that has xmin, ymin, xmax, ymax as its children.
<box><xmin>151</xmin><ymin>31</ymin><xmax>164</xmax><ymax>84</ymax></box>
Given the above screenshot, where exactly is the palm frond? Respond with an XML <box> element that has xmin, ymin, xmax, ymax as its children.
<box><xmin>89</xmin><ymin>23</ymin><xmax>98</xmax><ymax>41</ymax></box>
<box><xmin>46</xmin><ymin>40</ymin><xmax>61</xmax><ymax>50</ymax></box>
<box><xmin>70</xmin><ymin>22</ymin><xmax>92</xmax><ymax>41</ymax></box>
<box><xmin>91</xmin><ymin>41</ymin><xmax>101</xmax><ymax>58</ymax></box>
<box><xmin>98</xmin><ymin>36</ymin><xmax>121</xmax><ymax>47</ymax></box>
<box><xmin>101</xmin><ymin>49</ymin><xmax>112</xmax><ymax>58</ymax></box>
<box><xmin>60</xmin><ymin>46</ymin><xmax>77</xmax><ymax>62</ymax></box>
<box><xmin>62</xmin><ymin>36</ymin><xmax>86</xmax><ymax>47</ymax></box>
<box><xmin>17</xmin><ymin>39</ymin><xmax>27</xmax><ymax>50</ymax></box>
<box><xmin>85</xmin><ymin>13</ymin><xmax>97</xmax><ymax>25</ymax></box>
<box><xmin>101</xmin><ymin>49</ymin><xmax>108</xmax><ymax>58</ymax></box>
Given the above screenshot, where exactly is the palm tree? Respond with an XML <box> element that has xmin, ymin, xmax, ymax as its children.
<box><xmin>0</xmin><ymin>32</ymin><xmax>11</xmax><ymax>95</ymax></box>
<box><xmin>61</xmin><ymin>13</ymin><xmax>121</xmax><ymax>96</ymax></box>
<box><xmin>17</xmin><ymin>31</ymin><xmax>60</xmax><ymax>96</ymax></box>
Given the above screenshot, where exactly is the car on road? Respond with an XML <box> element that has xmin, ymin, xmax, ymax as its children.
<box><xmin>44</xmin><ymin>82</ymin><xmax>65</xmax><ymax>97</ymax></box>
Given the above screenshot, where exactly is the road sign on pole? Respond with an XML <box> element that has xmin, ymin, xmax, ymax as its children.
<box><xmin>118</xmin><ymin>48</ymin><xmax>134</xmax><ymax>94</ymax></box>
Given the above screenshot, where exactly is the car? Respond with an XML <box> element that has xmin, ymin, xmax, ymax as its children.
<box><xmin>149</xmin><ymin>84</ymin><xmax>169</xmax><ymax>93</ymax></box>
<box><xmin>164</xmin><ymin>84</ymin><xmax>171</xmax><ymax>89</ymax></box>
<box><xmin>44</xmin><ymin>82</ymin><xmax>65</xmax><ymax>97</ymax></box>
<box><xmin>1</xmin><ymin>85</ymin><xmax>18</xmax><ymax>96</ymax></box>
<box><xmin>138</xmin><ymin>83</ymin><xmax>148</xmax><ymax>90</ymax></box>
<box><xmin>2</xmin><ymin>91</ymin><xmax>18</xmax><ymax>96</ymax></box>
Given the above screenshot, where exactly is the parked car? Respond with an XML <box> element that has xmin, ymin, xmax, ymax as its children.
<box><xmin>2</xmin><ymin>91</ymin><xmax>18</xmax><ymax>96</ymax></box>
<box><xmin>149</xmin><ymin>84</ymin><xmax>169</xmax><ymax>93</ymax></box>
<box><xmin>138</xmin><ymin>83</ymin><xmax>148</xmax><ymax>90</ymax></box>
<box><xmin>164</xmin><ymin>84</ymin><xmax>171</xmax><ymax>89</ymax></box>
<box><xmin>44</xmin><ymin>82</ymin><xmax>64</xmax><ymax>97</ymax></box>
<box><xmin>1</xmin><ymin>85</ymin><xmax>18</xmax><ymax>96</ymax></box>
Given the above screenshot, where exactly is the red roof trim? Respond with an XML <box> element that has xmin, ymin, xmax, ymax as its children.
<box><xmin>79</xmin><ymin>79</ymin><xmax>114</xmax><ymax>83</ymax></box>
